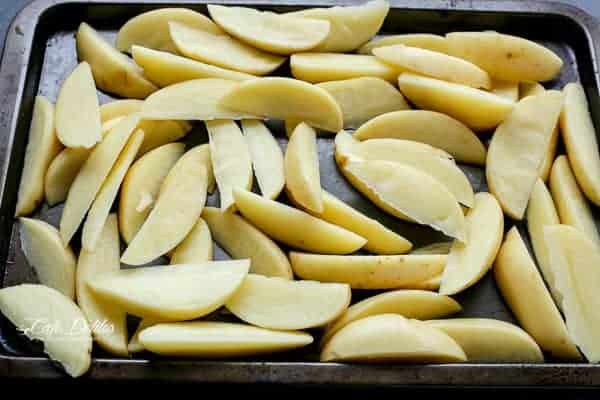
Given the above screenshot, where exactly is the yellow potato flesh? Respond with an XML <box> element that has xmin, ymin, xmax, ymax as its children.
<box><xmin>486</xmin><ymin>90</ymin><xmax>563</xmax><ymax>219</ymax></box>
<box><xmin>136</xmin><ymin>119</ymin><xmax>191</xmax><ymax>157</ymax></box>
<box><xmin>128</xmin><ymin>317</ymin><xmax>158</xmax><ymax>353</ymax></box>
<box><xmin>233</xmin><ymin>189</ymin><xmax>366</xmax><ymax>254</ymax></box>
<box><xmin>411</xmin><ymin>242</ymin><xmax>452</xmax><ymax>255</ymax></box>
<box><xmin>202</xmin><ymin>207</ymin><xmax>292</xmax><ymax>279</ymax></box>
<box><xmin>359</xmin><ymin>33</ymin><xmax>448</xmax><ymax>55</ymax></box>
<box><xmin>491</xmin><ymin>80</ymin><xmax>519</xmax><ymax>101</ymax></box>
<box><xmin>45</xmin><ymin>148</ymin><xmax>90</xmax><ymax>206</ymax></box>
<box><xmin>291</xmin><ymin>53</ymin><xmax>400</xmax><ymax>83</ymax></box>
<box><xmin>100</xmin><ymin>99</ymin><xmax>143</xmax><ymax>122</ymax></box>
<box><xmin>225</xmin><ymin>274</ymin><xmax>350</xmax><ymax>330</ymax></box>
<box><xmin>439</xmin><ymin>192</ymin><xmax>504</xmax><ymax>295</ymax></box>
<box><xmin>169</xmin><ymin>217</ymin><xmax>213</xmax><ymax>265</ymax></box>
<box><xmin>493</xmin><ymin>227</ymin><xmax>581</xmax><ymax>360</ymax></box>
<box><xmin>519</xmin><ymin>81</ymin><xmax>545</xmax><ymax>98</ymax></box>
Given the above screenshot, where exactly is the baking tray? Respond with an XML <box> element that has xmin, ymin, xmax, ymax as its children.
<box><xmin>1</xmin><ymin>0</ymin><xmax>600</xmax><ymax>386</ymax></box>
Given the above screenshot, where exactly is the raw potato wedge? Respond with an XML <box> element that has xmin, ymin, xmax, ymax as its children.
<box><xmin>486</xmin><ymin>90</ymin><xmax>563</xmax><ymax>219</ymax></box>
<box><xmin>285</xmin><ymin>123</ymin><xmax>323</xmax><ymax>213</ymax></box>
<box><xmin>353</xmin><ymin>110</ymin><xmax>485</xmax><ymax>165</ymax></box>
<box><xmin>491</xmin><ymin>80</ymin><xmax>519</xmax><ymax>101</ymax></box>
<box><xmin>119</xmin><ymin>142</ymin><xmax>185</xmax><ymax>243</ymax></box>
<box><xmin>76</xmin><ymin>22</ymin><xmax>157</xmax><ymax>99</ymax></box>
<box><xmin>317</xmin><ymin>77</ymin><xmax>409</xmax><ymax>129</ymax></box>
<box><xmin>60</xmin><ymin>114</ymin><xmax>139</xmax><ymax>245</ymax></box>
<box><xmin>290</xmin><ymin>252</ymin><xmax>445</xmax><ymax>290</ymax></box>
<box><xmin>16</xmin><ymin>96</ymin><xmax>61</xmax><ymax>216</ymax></box>
<box><xmin>446</xmin><ymin>31</ymin><xmax>563</xmax><ymax>82</ymax></box>
<box><xmin>545</xmin><ymin>225</ymin><xmax>600</xmax><ymax>362</ymax></box>
<box><xmin>225</xmin><ymin>274</ymin><xmax>350</xmax><ymax>330</ymax></box>
<box><xmin>128</xmin><ymin>318</ymin><xmax>158</xmax><ymax>353</ymax></box>
<box><xmin>321</xmin><ymin>314</ymin><xmax>466</xmax><ymax>363</ymax></box>
<box><xmin>208</xmin><ymin>4</ymin><xmax>330</xmax><ymax>55</ymax></box>
<box><xmin>322</xmin><ymin>290</ymin><xmax>461</xmax><ymax>345</ymax></box>
<box><xmin>55</xmin><ymin>62</ymin><xmax>101</xmax><ymax>148</ymax></box>
<box><xmin>77</xmin><ymin>214</ymin><xmax>127</xmax><ymax>356</ymax></box>
<box><xmin>397</xmin><ymin>72</ymin><xmax>514</xmax><ymax>131</ymax></box>
<box><xmin>81</xmin><ymin>129</ymin><xmax>144</xmax><ymax>251</ymax></box>
<box><xmin>88</xmin><ymin>260</ymin><xmax>249</xmax><ymax>320</ymax></box>
<box><xmin>286</xmin><ymin>0</ymin><xmax>389</xmax><ymax>52</ymax></box>
<box><xmin>100</xmin><ymin>99</ymin><xmax>142</xmax><ymax>122</ymax></box>
<box><xmin>233</xmin><ymin>189</ymin><xmax>366</xmax><ymax>254</ymax></box>
<box><xmin>116</xmin><ymin>8</ymin><xmax>220</xmax><ymax>53</ymax></box>
<box><xmin>138</xmin><ymin>322</ymin><xmax>313</xmax><ymax>357</ymax></box>
<box><xmin>519</xmin><ymin>81</ymin><xmax>545</xmax><ymax>98</ymax></box>
<box><xmin>549</xmin><ymin>155</ymin><xmax>600</xmax><ymax>247</ymax></box>
<box><xmin>121</xmin><ymin>146</ymin><xmax>208</xmax><ymax>265</ymax></box>
<box><xmin>202</xmin><ymin>207</ymin><xmax>292</xmax><ymax>279</ymax></box>
<box><xmin>341</xmin><ymin>160</ymin><xmax>466</xmax><ymax>242</ymax></box>
<box><xmin>241</xmin><ymin>120</ymin><xmax>284</xmax><ymax>200</ymax></box>
<box><xmin>0</xmin><ymin>284</ymin><xmax>92</xmax><ymax>377</ymax></box>
<box><xmin>169</xmin><ymin>22</ymin><xmax>284</xmax><ymax>76</ymax></box>
<box><xmin>219</xmin><ymin>77</ymin><xmax>343</xmax><ymax>132</ymax></box>
<box><xmin>561</xmin><ymin>82</ymin><xmax>600</xmax><ymax>205</ymax></box>
<box><xmin>19</xmin><ymin>218</ymin><xmax>76</xmax><ymax>299</ymax></box>
<box><xmin>291</xmin><ymin>53</ymin><xmax>400</xmax><ymax>83</ymax></box>
<box><xmin>142</xmin><ymin>79</ymin><xmax>258</xmax><ymax>121</ymax></box>
<box><xmin>411</xmin><ymin>242</ymin><xmax>452</xmax><ymax>255</ymax></box>
<box><xmin>359</xmin><ymin>33</ymin><xmax>448</xmax><ymax>55</ymax></box>
<box><xmin>169</xmin><ymin>217</ymin><xmax>213</xmax><ymax>264</ymax></box>
<box><xmin>132</xmin><ymin>46</ymin><xmax>254</xmax><ymax>87</ymax></box>
<box><xmin>136</xmin><ymin>119</ymin><xmax>191</xmax><ymax>157</ymax></box>
<box><xmin>207</xmin><ymin>120</ymin><xmax>253</xmax><ymax>211</ymax></box>
<box><xmin>374</xmin><ymin>44</ymin><xmax>491</xmax><ymax>89</ymax></box>
<box><xmin>493</xmin><ymin>227</ymin><xmax>581</xmax><ymax>360</ymax></box>
<box><xmin>424</xmin><ymin>319</ymin><xmax>543</xmax><ymax>362</ymax></box>
<box><xmin>439</xmin><ymin>193</ymin><xmax>504</xmax><ymax>295</ymax></box>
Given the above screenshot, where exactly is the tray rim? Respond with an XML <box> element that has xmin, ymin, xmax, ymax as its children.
<box><xmin>1</xmin><ymin>0</ymin><xmax>600</xmax><ymax>385</ymax></box>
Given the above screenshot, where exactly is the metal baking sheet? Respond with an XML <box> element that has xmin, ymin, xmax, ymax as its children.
<box><xmin>1</xmin><ymin>0</ymin><xmax>600</xmax><ymax>386</ymax></box>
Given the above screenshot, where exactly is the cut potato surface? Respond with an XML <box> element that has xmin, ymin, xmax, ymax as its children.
<box><xmin>100</xmin><ymin>99</ymin><xmax>143</xmax><ymax>122</ymax></box>
<box><xmin>139</xmin><ymin>322</ymin><xmax>313</xmax><ymax>357</ymax></box>
<box><xmin>169</xmin><ymin>217</ymin><xmax>213</xmax><ymax>265</ymax></box>
<box><xmin>519</xmin><ymin>81</ymin><xmax>545</xmax><ymax>98</ymax></box>
<box><xmin>128</xmin><ymin>318</ymin><xmax>158</xmax><ymax>353</ymax></box>
<box><xmin>203</xmin><ymin>207</ymin><xmax>292</xmax><ymax>279</ymax></box>
<box><xmin>208</xmin><ymin>4</ymin><xmax>330</xmax><ymax>55</ymax></box>
<box><xmin>491</xmin><ymin>80</ymin><xmax>519</xmax><ymax>102</ymax></box>
<box><xmin>290</xmin><ymin>252</ymin><xmax>445</xmax><ymax>290</ymax></box>
<box><xmin>291</xmin><ymin>53</ymin><xmax>400</xmax><ymax>83</ymax></box>
<box><xmin>398</xmin><ymin>72</ymin><xmax>514</xmax><ymax>131</ymax></box>
<box><xmin>225</xmin><ymin>274</ymin><xmax>350</xmax><ymax>330</ymax></box>
<box><xmin>359</xmin><ymin>33</ymin><xmax>448</xmax><ymax>55</ymax></box>
<box><xmin>219</xmin><ymin>77</ymin><xmax>343</xmax><ymax>132</ymax></box>
<box><xmin>486</xmin><ymin>90</ymin><xmax>563</xmax><ymax>219</ymax></box>
<box><xmin>411</xmin><ymin>242</ymin><xmax>452</xmax><ymax>255</ymax></box>
<box><xmin>45</xmin><ymin>147</ymin><xmax>90</xmax><ymax>206</ymax></box>
<box><xmin>136</xmin><ymin>119</ymin><xmax>191</xmax><ymax>157</ymax></box>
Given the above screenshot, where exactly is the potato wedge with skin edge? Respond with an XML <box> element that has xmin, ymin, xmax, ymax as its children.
<box><xmin>202</xmin><ymin>207</ymin><xmax>292</xmax><ymax>279</ymax></box>
<box><xmin>16</xmin><ymin>96</ymin><xmax>61</xmax><ymax>216</ymax></box>
<box><xmin>290</xmin><ymin>252</ymin><xmax>445</xmax><ymax>290</ymax></box>
<box><xmin>136</xmin><ymin>119</ymin><xmax>191</xmax><ymax>158</ymax></box>
<box><xmin>359</xmin><ymin>33</ymin><xmax>448</xmax><ymax>55</ymax></box>
<box><xmin>0</xmin><ymin>284</ymin><xmax>92</xmax><ymax>377</ymax></box>
<box><xmin>233</xmin><ymin>189</ymin><xmax>366</xmax><ymax>254</ymax></box>
<box><xmin>491</xmin><ymin>80</ymin><xmax>519</xmax><ymax>102</ymax></box>
<box><xmin>398</xmin><ymin>72</ymin><xmax>514</xmax><ymax>131</ymax></box>
<box><xmin>128</xmin><ymin>318</ymin><xmax>158</xmax><ymax>353</ymax></box>
<box><xmin>322</xmin><ymin>290</ymin><xmax>461</xmax><ymax>346</ymax></box>
<box><xmin>55</xmin><ymin>62</ymin><xmax>101</xmax><ymax>149</ymax></box>
<box><xmin>321</xmin><ymin>314</ymin><xmax>466</xmax><ymax>363</ymax></box>
<box><xmin>494</xmin><ymin>227</ymin><xmax>581</xmax><ymax>360</ymax></box>
<box><xmin>353</xmin><ymin>110</ymin><xmax>486</xmax><ymax>165</ymax></box>
<box><xmin>100</xmin><ymin>100</ymin><xmax>142</xmax><ymax>122</ymax></box>
<box><xmin>225</xmin><ymin>274</ymin><xmax>350</xmax><ymax>330</ymax></box>
<box><xmin>413</xmin><ymin>274</ymin><xmax>442</xmax><ymax>290</ymax></box>
<box><xmin>424</xmin><ymin>318</ymin><xmax>543</xmax><ymax>362</ymax></box>
<box><xmin>169</xmin><ymin>218</ymin><xmax>213</xmax><ymax>265</ymax></box>
<box><xmin>439</xmin><ymin>193</ymin><xmax>504</xmax><ymax>296</ymax></box>
<box><xmin>208</xmin><ymin>5</ymin><xmax>330</xmax><ymax>55</ymax></box>
<box><xmin>139</xmin><ymin>322</ymin><xmax>313</xmax><ymax>357</ymax></box>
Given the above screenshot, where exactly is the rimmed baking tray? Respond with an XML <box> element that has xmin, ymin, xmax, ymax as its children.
<box><xmin>1</xmin><ymin>0</ymin><xmax>600</xmax><ymax>386</ymax></box>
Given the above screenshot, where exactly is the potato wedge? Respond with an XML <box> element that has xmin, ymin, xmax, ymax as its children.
<box><xmin>397</xmin><ymin>72</ymin><xmax>514</xmax><ymax>131</ymax></box>
<box><xmin>353</xmin><ymin>110</ymin><xmax>485</xmax><ymax>165</ymax></box>
<box><xmin>139</xmin><ymin>322</ymin><xmax>313</xmax><ymax>357</ymax></box>
<box><xmin>519</xmin><ymin>81</ymin><xmax>545</xmax><ymax>98</ymax></box>
<box><xmin>241</xmin><ymin>120</ymin><xmax>284</xmax><ymax>200</ymax></box>
<box><xmin>493</xmin><ymin>227</ymin><xmax>581</xmax><ymax>360</ymax></box>
<box><xmin>100</xmin><ymin>99</ymin><xmax>142</xmax><ymax>122</ymax></box>
<box><xmin>225</xmin><ymin>274</ymin><xmax>350</xmax><ymax>330</ymax></box>
<box><xmin>286</xmin><ymin>0</ymin><xmax>389</xmax><ymax>52</ymax></box>
<box><xmin>77</xmin><ymin>214</ymin><xmax>127</xmax><ymax>356</ymax></box>
<box><xmin>169</xmin><ymin>218</ymin><xmax>213</xmax><ymax>265</ymax></box>
<box><xmin>291</xmin><ymin>53</ymin><xmax>400</xmax><ymax>83</ymax></box>
<box><xmin>321</xmin><ymin>314</ymin><xmax>466</xmax><ymax>363</ymax></box>
<box><xmin>16</xmin><ymin>96</ymin><xmax>61</xmax><ymax>216</ymax></box>
<box><xmin>290</xmin><ymin>252</ymin><xmax>445</xmax><ymax>290</ymax></box>
<box><xmin>121</xmin><ymin>146</ymin><xmax>208</xmax><ymax>265</ymax></box>
<box><xmin>322</xmin><ymin>290</ymin><xmax>460</xmax><ymax>345</ymax></box>
<box><xmin>491</xmin><ymin>80</ymin><xmax>519</xmax><ymax>101</ymax></box>
<box><xmin>76</xmin><ymin>22</ymin><xmax>157</xmax><ymax>99</ymax></box>
<box><xmin>446</xmin><ymin>31</ymin><xmax>563</xmax><ymax>82</ymax></box>
<box><xmin>202</xmin><ymin>207</ymin><xmax>292</xmax><ymax>279</ymax></box>
<box><xmin>439</xmin><ymin>192</ymin><xmax>503</xmax><ymax>295</ymax></box>
<box><xmin>487</xmin><ymin>90</ymin><xmax>563</xmax><ymax>219</ymax></box>
<box><xmin>424</xmin><ymin>318</ymin><xmax>543</xmax><ymax>362</ymax></box>
<box><xmin>219</xmin><ymin>77</ymin><xmax>343</xmax><ymax>132</ymax></box>
<box><xmin>128</xmin><ymin>318</ymin><xmax>158</xmax><ymax>353</ymax></box>
<box><xmin>359</xmin><ymin>33</ymin><xmax>448</xmax><ymax>55</ymax></box>
<box><xmin>0</xmin><ymin>284</ymin><xmax>91</xmax><ymax>377</ymax></box>
<box><xmin>55</xmin><ymin>62</ymin><xmax>101</xmax><ymax>148</ymax></box>
<box><xmin>411</xmin><ymin>242</ymin><xmax>452</xmax><ymax>255</ymax></box>
<box><xmin>208</xmin><ymin>4</ymin><xmax>330</xmax><ymax>55</ymax></box>
<box><xmin>233</xmin><ymin>189</ymin><xmax>366</xmax><ymax>254</ymax></box>
<box><xmin>136</xmin><ymin>119</ymin><xmax>191</xmax><ymax>157</ymax></box>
